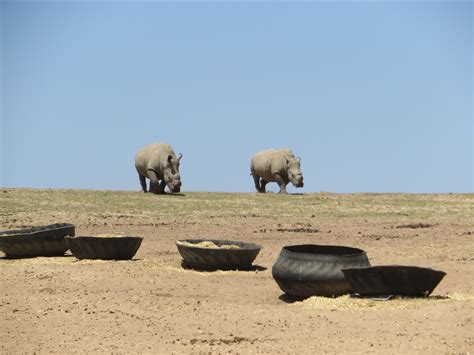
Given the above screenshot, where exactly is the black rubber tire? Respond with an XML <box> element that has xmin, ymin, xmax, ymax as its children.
<box><xmin>272</xmin><ymin>244</ymin><xmax>371</xmax><ymax>298</ymax></box>
<box><xmin>176</xmin><ymin>239</ymin><xmax>262</xmax><ymax>270</ymax></box>
<box><xmin>342</xmin><ymin>265</ymin><xmax>446</xmax><ymax>297</ymax></box>
<box><xmin>0</xmin><ymin>223</ymin><xmax>75</xmax><ymax>258</ymax></box>
<box><xmin>66</xmin><ymin>236</ymin><xmax>143</xmax><ymax>260</ymax></box>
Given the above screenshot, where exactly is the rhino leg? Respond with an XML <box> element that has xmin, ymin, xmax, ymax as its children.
<box><xmin>253</xmin><ymin>174</ymin><xmax>263</xmax><ymax>193</ymax></box>
<box><xmin>147</xmin><ymin>170</ymin><xmax>165</xmax><ymax>194</ymax></box>
<box><xmin>273</xmin><ymin>173</ymin><xmax>288</xmax><ymax>194</ymax></box>
<box><xmin>260</xmin><ymin>179</ymin><xmax>269</xmax><ymax>193</ymax></box>
<box><xmin>159</xmin><ymin>180</ymin><xmax>167</xmax><ymax>193</ymax></box>
<box><xmin>150</xmin><ymin>181</ymin><xmax>166</xmax><ymax>194</ymax></box>
<box><xmin>139</xmin><ymin>174</ymin><xmax>147</xmax><ymax>193</ymax></box>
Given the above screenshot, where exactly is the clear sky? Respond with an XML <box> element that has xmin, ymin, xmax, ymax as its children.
<box><xmin>1</xmin><ymin>1</ymin><xmax>472</xmax><ymax>193</ymax></box>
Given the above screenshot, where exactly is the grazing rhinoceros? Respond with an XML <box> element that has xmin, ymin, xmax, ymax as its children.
<box><xmin>250</xmin><ymin>149</ymin><xmax>304</xmax><ymax>194</ymax></box>
<box><xmin>134</xmin><ymin>143</ymin><xmax>183</xmax><ymax>194</ymax></box>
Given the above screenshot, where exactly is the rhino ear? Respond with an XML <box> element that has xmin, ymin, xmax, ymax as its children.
<box><xmin>284</xmin><ymin>157</ymin><xmax>290</xmax><ymax>167</ymax></box>
<box><xmin>167</xmin><ymin>155</ymin><xmax>173</xmax><ymax>163</ymax></box>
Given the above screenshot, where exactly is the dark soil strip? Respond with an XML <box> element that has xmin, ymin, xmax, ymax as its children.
<box><xmin>276</xmin><ymin>228</ymin><xmax>320</xmax><ymax>233</ymax></box>
<box><xmin>396</xmin><ymin>223</ymin><xmax>434</xmax><ymax>229</ymax></box>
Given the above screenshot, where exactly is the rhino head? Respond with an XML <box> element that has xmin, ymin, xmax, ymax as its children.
<box><xmin>286</xmin><ymin>156</ymin><xmax>304</xmax><ymax>188</ymax></box>
<box><xmin>164</xmin><ymin>153</ymin><xmax>183</xmax><ymax>193</ymax></box>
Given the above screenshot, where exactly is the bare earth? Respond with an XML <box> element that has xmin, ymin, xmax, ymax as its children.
<box><xmin>1</xmin><ymin>189</ymin><xmax>473</xmax><ymax>353</ymax></box>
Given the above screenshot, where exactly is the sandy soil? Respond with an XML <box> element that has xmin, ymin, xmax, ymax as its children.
<box><xmin>1</xmin><ymin>190</ymin><xmax>473</xmax><ymax>353</ymax></box>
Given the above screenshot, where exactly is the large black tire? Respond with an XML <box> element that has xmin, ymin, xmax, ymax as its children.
<box><xmin>66</xmin><ymin>236</ymin><xmax>143</xmax><ymax>260</ymax></box>
<box><xmin>0</xmin><ymin>223</ymin><xmax>75</xmax><ymax>258</ymax></box>
<box><xmin>176</xmin><ymin>239</ymin><xmax>262</xmax><ymax>270</ymax></box>
<box><xmin>272</xmin><ymin>244</ymin><xmax>370</xmax><ymax>299</ymax></box>
<box><xmin>342</xmin><ymin>265</ymin><xmax>446</xmax><ymax>297</ymax></box>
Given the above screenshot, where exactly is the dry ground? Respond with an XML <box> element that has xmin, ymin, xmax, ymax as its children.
<box><xmin>1</xmin><ymin>189</ymin><xmax>473</xmax><ymax>353</ymax></box>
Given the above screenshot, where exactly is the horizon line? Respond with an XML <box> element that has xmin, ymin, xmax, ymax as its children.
<box><xmin>1</xmin><ymin>187</ymin><xmax>473</xmax><ymax>195</ymax></box>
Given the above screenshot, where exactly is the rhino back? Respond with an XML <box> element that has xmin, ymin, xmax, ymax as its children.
<box><xmin>135</xmin><ymin>143</ymin><xmax>175</xmax><ymax>176</ymax></box>
<box><xmin>251</xmin><ymin>149</ymin><xmax>295</xmax><ymax>181</ymax></box>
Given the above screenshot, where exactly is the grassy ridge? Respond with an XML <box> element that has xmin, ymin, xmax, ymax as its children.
<box><xmin>1</xmin><ymin>189</ymin><xmax>473</xmax><ymax>221</ymax></box>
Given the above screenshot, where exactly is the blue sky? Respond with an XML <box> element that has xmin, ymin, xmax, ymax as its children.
<box><xmin>1</xmin><ymin>2</ymin><xmax>472</xmax><ymax>193</ymax></box>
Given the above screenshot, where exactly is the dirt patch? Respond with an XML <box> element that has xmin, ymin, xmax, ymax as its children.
<box><xmin>1</xmin><ymin>190</ymin><xmax>473</xmax><ymax>353</ymax></box>
<box><xmin>396</xmin><ymin>223</ymin><xmax>434</xmax><ymax>229</ymax></box>
<box><xmin>188</xmin><ymin>336</ymin><xmax>260</xmax><ymax>346</ymax></box>
<box><xmin>363</xmin><ymin>234</ymin><xmax>401</xmax><ymax>240</ymax></box>
<box><xmin>276</xmin><ymin>227</ymin><xmax>320</xmax><ymax>233</ymax></box>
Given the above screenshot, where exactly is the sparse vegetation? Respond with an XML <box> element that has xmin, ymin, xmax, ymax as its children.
<box><xmin>1</xmin><ymin>188</ymin><xmax>473</xmax><ymax>353</ymax></box>
<box><xmin>1</xmin><ymin>189</ymin><xmax>473</xmax><ymax>223</ymax></box>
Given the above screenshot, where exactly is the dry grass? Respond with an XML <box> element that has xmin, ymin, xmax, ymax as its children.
<box><xmin>177</xmin><ymin>240</ymin><xmax>241</xmax><ymax>249</ymax></box>
<box><xmin>295</xmin><ymin>293</ymin><xmax>474</xmax><ymax>311</ymax></box>
<box><xmin>1</xmin><ymin>189</ymin><xmax>473</xmax><ymax>223</ymax></box>
<box><xmin>0</xmin><ymin>255</ymin><xmax>130</xmax><ymax>266</ymax></box>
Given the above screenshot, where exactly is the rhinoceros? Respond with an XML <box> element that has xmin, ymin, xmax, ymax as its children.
<box><xmin>250</xmin><ymin>149</ymin><xmax>304</xmax><ymax>194</ymax></box>
<box><xmin>134</xmin><ymin>143</ymin><xmax>183</xmax><ymax>194</ymax></box>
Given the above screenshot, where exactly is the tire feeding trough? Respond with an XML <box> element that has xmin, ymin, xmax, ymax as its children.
<box><xmin>342</xmin><ymin>265</ymin><xmax>446</xmax><ymax>297</ymax></box>
<box><xmin>66</xmin><ymin>235</ymin><xmax>143</xmax><ymax>260</ymax></box>
<box><xmin>272</xmin><ymin>244</ymin><xmax>370</xmax><ymax>298</ymax></box>
<box><xmin>176</xmin><ymin>239</ymin><xmax>262</xmax><ymax>270</ymax></box>
<box><xmin>0</xmin><ymin>223</ymin><xmax>75</xmax><ymax>258</ymax></box>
